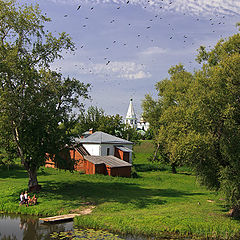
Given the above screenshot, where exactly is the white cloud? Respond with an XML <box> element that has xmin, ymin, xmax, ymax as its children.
<box><xmin>140</xmin><ymin>47</ymin><xmax>167</xmax><ymax>55</ymax></box>
<box><xmin>119</xmin><ymin>70</ymin><xmax>151</xmax><ymax>79</ymax></box>
<box><xmin>48</xmin><ymin>0</ymin><xmax>240</xmax><ymax>17</ymax></box>
<box><xmin>52</xmin><ymin>60</ymin><xmax>151</xmax><ymax>80</ymax></box>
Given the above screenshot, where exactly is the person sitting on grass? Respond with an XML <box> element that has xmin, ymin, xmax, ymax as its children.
<box><xmin>31</xmin><ymin>194</ymin><xmax>37</xmax><ymax>205</ymax></box>
<box><xmin>28</xmin><ymin>195</ymin><xmax>32</xmax><ymax>205</ymax></box>
<box><xmin>19</xmin><ymin>192</ymin><xmax>24</xmax><ymax>206</ymax></box>
<box><xmin>31</xmin><ymin>195</ymin><xmax>37</xmax><ymax>205</ymax></box>
<box><xmin>27</xmin><ymin>194</ymin><xmax>38</xmax><ymax>206</ymax></box>
<box><xmin>24</xmin><ymin>191</ymin><xmax>29</xmax><ymax>207</ymax></box>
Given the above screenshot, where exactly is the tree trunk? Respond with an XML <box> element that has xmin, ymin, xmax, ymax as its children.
<box><xmin>27</xmin><ymin>168</ymin><xmax>41</xmax><ymax>192</ymax></box>
<box><xmin>12</xmin><ymin>123</ymin><xmax>41</xmax><ymax>192</ymax></box>
<box><xmin>171</xmin><ymin>163</ymin><xmax>177</xmax><ymax>174</ymax></box>
<box><xmin>153</xmin><ymin>143</ymin><xmax>160</xmax><ymax>161</ymax></box>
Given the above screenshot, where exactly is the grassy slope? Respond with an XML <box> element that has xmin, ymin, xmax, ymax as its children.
<box><xmin>0</xmin><ymin>141</ymin><xmax>239</xmax><ymax>238</ymax></box>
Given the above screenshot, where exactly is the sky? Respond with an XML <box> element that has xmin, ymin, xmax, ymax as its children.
<box><xmin>19</xmin><ymin>0</ymin><xmax>240</xmax><ymax>118</ymax></box>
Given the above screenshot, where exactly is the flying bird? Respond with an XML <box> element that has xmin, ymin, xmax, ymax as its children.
<box><xmin>77</xmin><ymin>5</ymin><xmax>81</xmax><ymax>10</ymax></box>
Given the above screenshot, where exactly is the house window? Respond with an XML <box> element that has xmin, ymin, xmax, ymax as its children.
<box><xmin>107</xmin><ymin>148</ymin><xmax>110</xmax><ymax>155</ymax></box>
<box><xmin>130</xmin><ymin>120</ymin><xmax>133</xmax><ymax>124</ymax></box>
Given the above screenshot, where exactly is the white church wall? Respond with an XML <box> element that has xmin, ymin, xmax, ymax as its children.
<box><xmin>100</xmin><ymin>144</ymin><xmax>115</xmax><ymax>156</ymax></box>
<box><xmin>83</xmin><ymin>144</ymin><xmax>100</xmax><ymax>156</ymax></box>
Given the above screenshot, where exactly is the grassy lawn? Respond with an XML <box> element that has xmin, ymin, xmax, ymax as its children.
<box><xmin>0</xmin><ymin>140</ymin><xmax>240</xmax><ymax>239</ymax></box>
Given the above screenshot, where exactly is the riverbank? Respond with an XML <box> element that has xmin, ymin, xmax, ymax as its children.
<box><xmin>0</xmin><ymin>141</ymin><xmax>240</xmax><ymax>239</ymax></box>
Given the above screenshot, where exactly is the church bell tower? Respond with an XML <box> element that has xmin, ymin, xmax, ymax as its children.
<box><xmin>125</xmin><ymin>99</ymin><xmax>137</xmax><ymax>129</ymax></box>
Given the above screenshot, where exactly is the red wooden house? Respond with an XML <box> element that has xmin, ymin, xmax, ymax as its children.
<box><xmin>45</xmin><ymin>131</ymin><xmax>133</xmax><ymax>177</ymax></box>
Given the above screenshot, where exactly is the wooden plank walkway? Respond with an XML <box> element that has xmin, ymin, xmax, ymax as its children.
<box><xmin>39</xmin><ymin>214</ymin><xmax>81</xmax><ymax>222</ymax></box>
<box><xmin>39</xmin><ymin>206</ymin><xmax>95</xmax><ymax>223</ymax></box>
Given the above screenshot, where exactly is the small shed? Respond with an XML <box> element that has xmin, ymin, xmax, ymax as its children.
<box><xmin>114</xmin><ymin>146</ymin><xmax>133</xmax><ymax>162</ymax></box>
<box><xmin>84</xmin><ymin>155</ymin><xmax>132</xmax><ymax>177</ymax></box>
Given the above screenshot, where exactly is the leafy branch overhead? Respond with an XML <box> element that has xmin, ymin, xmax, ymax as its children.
<box><xmin>0</xmin><ymin>0</ymin><xmax>90</xmax><ymax>190</ymax></box>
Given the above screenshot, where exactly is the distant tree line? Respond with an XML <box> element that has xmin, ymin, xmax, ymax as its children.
<box><xmin>72</xmin><ymin>106</ymin><xmax>142</xmax><ymax>142</ymax></box>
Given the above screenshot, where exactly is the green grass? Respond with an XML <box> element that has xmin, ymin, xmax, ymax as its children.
<box><xmin>0</xmin><ymin>141</ymin><xmax>240</xmax><ymax>239</ymax></box>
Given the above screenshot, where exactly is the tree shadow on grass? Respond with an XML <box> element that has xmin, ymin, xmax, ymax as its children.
<box><xmin>0</xmin><ymin>168</ymin><xmax>28</xmax><ymax>179</ymax></box>
<box><xmin>134</xmin><ymin>163</ymin><xmax>166</xmax><ymax>172</ymax></box>
<box><xmin>38</xmin><ymin>179</ymin><xmax>205</xmax><ymax>210</ymax></box>
<box><xmin>0</xmin><ymin>167</ymin><xmax>52</xmax><ymax>180</ymax></box>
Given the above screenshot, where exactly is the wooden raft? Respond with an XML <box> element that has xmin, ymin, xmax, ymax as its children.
<box><xmin>39</xmin><ymin>214</ymin><xmax>81</xmax><ymax>223</ymax></box>
<box><xmin>39</xmin><ymin>206</ymin><xmax>95</xmax><ymax>223</ymax></box>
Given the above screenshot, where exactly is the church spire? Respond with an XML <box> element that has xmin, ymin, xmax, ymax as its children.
<box><xmin>125</xmin><ymin>99</ymin><xmax>137</xmax><ymax>128</ymax></box>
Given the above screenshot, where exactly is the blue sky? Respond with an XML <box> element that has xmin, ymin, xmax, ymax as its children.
<box><xmin>19</xmin><ymin>0</ymin><xmax>240</xmax><ymax>118</ymax></box>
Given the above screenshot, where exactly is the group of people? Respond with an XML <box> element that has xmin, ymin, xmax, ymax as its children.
<box><xmin>19</xmin><ymin>191</ymin><xmax>37</xmax><ymax>207</ymax></box>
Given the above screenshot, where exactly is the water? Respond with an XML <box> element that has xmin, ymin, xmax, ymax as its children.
<box><xmin>0</xmin><ymin>213</ymin><xmax>191</xmax><ymax>240</ymax></box>
<box><xmin>0</xmin><ymin>213</ymin><xmax>146</xmax><ymax>240</ymax></box>
<box><xmin>0</xmin><ymin>213</ymin><xmax>74</xmax><ymax>240</ymax></box>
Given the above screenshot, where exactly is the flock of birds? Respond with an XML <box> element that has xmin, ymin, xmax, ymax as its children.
<box><xmin>52</xmin><ymin>1</ymin><xmax>232</xmax><ymax>113</ymax></box>
<box><xmin>58</xmin><ymin>1</ymin><xmax>229</xmax><ymax>72</ymax></box>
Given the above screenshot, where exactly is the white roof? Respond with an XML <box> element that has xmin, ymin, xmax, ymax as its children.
<box><xmin>116</xmin><ymin>146</ymin><xmax>133</xmax><ymax>152</ymax></box>
<box><xmin>76</xmin><ymin>131</ymin><xmax>133</xmax><ymax>145</ymax></box>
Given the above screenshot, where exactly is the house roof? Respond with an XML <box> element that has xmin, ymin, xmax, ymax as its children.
<box><xmin>75</xmin><ymin>145</ymin><xmax>90</xmax><ymax>156</ymax></box>
<box><xmin>115</xmin><ymin>146</ymin><xmax>133</xmax><ymax>152</ymax></box>
<box><xmin>84</xmin><ymin>155</ymin><xmax>132</xmax><ymax>168</ymax></box>
<box><xmin>75</xmin><ymin>131</ymin><xmax>133</xmax><ymax>145</ymax></box>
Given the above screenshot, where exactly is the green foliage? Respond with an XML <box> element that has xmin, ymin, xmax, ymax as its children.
<box><xmin>73</xmin><ymin>106</ymin><xmax>141</xmax><ymax>142</ymax></box>
<box><xmin>50</xmin><ymin>229</ymin><xmax>124</xmax><ymax>240</ymax></box>
<box><xmin>0</xmin><ymin>0</ymin><xmax>89</xmax><ymax>188</ymax></box>
<box><xmin>143</xmin><ymin>30</ymin><xmax>240</xmax><ymax>211</ymax></box>
<box><xmin>1</xmin><ymin>142</ymin><xmax>240</xmax><ymax>239</ymax></box>
<box><xmin>142</xmin><ymin>94</ymin><xmax>162</xmax><ymax>136</ymax></box>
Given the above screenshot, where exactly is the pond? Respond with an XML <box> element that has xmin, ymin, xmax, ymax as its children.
<box><xmin>0</xmin><ymin>213</ymin><xmax>148</xmax><ymax>240</ymax></box>
<box><xmin>0</xmin><ymin>213</ymin><xmax>73</xmax><ymax>240</ymax></box>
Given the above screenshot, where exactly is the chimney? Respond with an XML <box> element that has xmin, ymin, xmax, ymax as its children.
<box><xmin>89</xmin><ymin>129</ymin><xmax>93</xmax><ymax>134</ymax></box>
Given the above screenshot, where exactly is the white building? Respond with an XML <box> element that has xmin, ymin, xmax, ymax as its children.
<box><xmin>76</xmin><ymin>131</ymin><xmax>133</xmax><ymax>163</ymax></box>
<box><xmin>125</xmin><ymin>99</ymin><xmax>137</xmax><ymax>129</ymax></box>
<box><xmin>125</xmin><ymin>99</ymin><xmax>150</xmax><ymax>132</ymax></box>
<box><xmin>137</xmin><ymin>117</ymin><xmax>150</xmax><ymax>132</ymax></box>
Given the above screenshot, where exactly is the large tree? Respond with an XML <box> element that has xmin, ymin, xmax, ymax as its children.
<box><xmin>0</xmin><ymin>0</ymin><xmax>89</xmax><ymax>191</ymax></box>
<box><xmin>143</xmin><ymin>30</ymin><xmax>240</xmax><ymax>215</ymax></box>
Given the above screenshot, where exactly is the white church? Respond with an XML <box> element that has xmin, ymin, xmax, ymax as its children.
<box><xmin>125</xmin><ymin>99</ymin><xmax>150</xmax><ymax>132</ymax></box>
